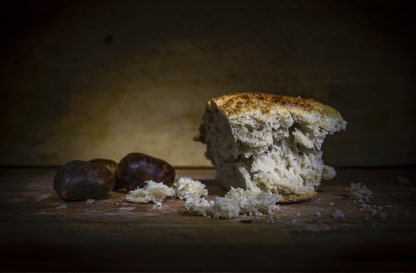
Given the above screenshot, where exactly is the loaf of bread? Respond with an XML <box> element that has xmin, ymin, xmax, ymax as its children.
<box><xmin>195</xmin><ymin>93</ymin><xmax>346</xmax><ymax>202</ymax></box>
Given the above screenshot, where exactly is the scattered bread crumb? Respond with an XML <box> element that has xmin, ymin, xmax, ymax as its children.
<box><xmin>126</xmin><ymin>180</ymin><xmax>175</xmax><ymax>204</ymax></box>
<box><xmin>34</xmin><ymin>194</ymin><xmax>51</xmax><ymax>202</ymax></box>
<box><xmin>174</xmin><ymin>177</ymin><xmax>208</xmax><ymax>200</ymax></box>
<box><xmin>212</xmin><ymin>197</ymin><xmax>241</xmax><ymax>219</ymax></box>
<box><xmin>56</xmin><ymin>204</ymin><xmax>67</xmax><ymax>209</ymax></box>
<box><xmin>346</xmin><ymin>182</ymin><xmax>373</xmax><ymax>201</ymax></box>
<box><xmin>397</xmin><ymin>175</ymin><xmax>411</xmax><ymax>186</ymax></box>
<box><xmin>119</xmin><ymin>207</ymin><xmax>135</xmax><ymax>211</ymax></box>
<box><xmin>85</xmin><ymin>199</ymin><xmax>95</xmax><ymax>204</ymax></box>
<box><xmin>329</xmin><ymin>202</ymin><xmax>335</xmax><ymax>206</ymax></box>
<box><xmin>188</xmin><ymin>187</ymin><xmax>281</xmax><ymax>219</ymax></box>
<box><xmin>266</xmin><ymin>217</ymin><xmax>275</xmax><ymax>223</ymax></box>
<box><xmin>152</xmin><ymin>202</ymin><xmax>166</xmax><ymax>210</ymax></box>
<box><xmin>332</xmin><ymin>209</ymin><xmax>345</xmax><ymax>219</ymax></box>
<box><xmin>185</xmin><ymin>196</ymin><xmax>213</xmax><ymax>217</ymax></box>
<box><xmin>224</xmin><ymin>187</ymin><xmax>281</xmax><ymax>216</ymax></box>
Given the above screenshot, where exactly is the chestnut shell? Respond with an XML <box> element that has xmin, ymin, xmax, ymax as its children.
<box><xmin>115</xmin><ymin>153</ymin><xmax>175</xmax><ymax>190</ymax></box>
<box><xmin>89</xmin><ymin>158</ymin><xmax>119</xmax><ymax>189</ymax></box>
<box><xmin>89</xmin><ymin>158</ymin><xmax>118</xmax><ymax>175</ymax></box>
<box><xmin>54</xmin><ymin>160</ymin><xmax>115</xmax><ymax>201</ymax></box>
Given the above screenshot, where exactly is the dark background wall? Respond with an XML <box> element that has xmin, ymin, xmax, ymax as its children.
<box><xmin>1</xmin><ymin>0</ymin><xmax>415</xmax><ymax>167</ymax></box>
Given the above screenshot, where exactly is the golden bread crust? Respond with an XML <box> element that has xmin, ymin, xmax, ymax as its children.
<box><xmin>196</xmin><ymin>92</ymin><xmax>346</xmax><ymax>144</ymax></box>
<box><xmin>210</xmin><ymin>92</ymin><xmax>342</xmax><ymax>120</ymax></box>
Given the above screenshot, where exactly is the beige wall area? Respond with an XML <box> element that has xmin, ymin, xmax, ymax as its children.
<box><xmin>1</xmin><ymin>1</ymin><xmax>415</xmax><ymax>167</ymax></box>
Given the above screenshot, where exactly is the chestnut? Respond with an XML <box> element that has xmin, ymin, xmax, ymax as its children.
<box><xmin>89</xmin><ymin>158</ymin><xmax>119</xmax><ymax>189</ymax></box>
<box><xmin>54</xmin><ymin>160</ymin><xmax>115</xmax><ymax>201</ymax></box>
<box><xmin>115</xmin><ymin>153</ymin><xmax>175</xmax><ymax>191</ymax></box>
<box><xmin>89</xmin><ymin>158</ymin><xmax>118</xmax><ymax>174</ymax></box>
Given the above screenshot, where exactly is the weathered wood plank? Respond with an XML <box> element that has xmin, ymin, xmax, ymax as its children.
<box><xmin>0</xmin><ymin>167</ymin><xmax>415</xmax><ymax>270</ymax></box>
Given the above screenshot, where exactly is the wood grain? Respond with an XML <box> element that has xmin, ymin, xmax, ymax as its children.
<box><xmin>0</xmin><ymin>167</ymin><xmax>415</xmax><ymax>271</ymax></box>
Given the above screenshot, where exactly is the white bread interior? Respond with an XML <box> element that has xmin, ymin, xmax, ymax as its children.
<box><xmin>195</xmin><ymin>93</ymin><xmax>346</xmax><ymax>202</ymax></box>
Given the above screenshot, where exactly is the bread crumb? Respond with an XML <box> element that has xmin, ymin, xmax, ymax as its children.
<box><xmin>56</xmin><ymin>204</ymin><xmax>67</xmax><ymax>209</ymax></box>
<box><xmin>152</xmin><ymin>202</ymin><xmax>167</xmax><ymax>210</ymax></box>
<box><xmin>224</xmin><ymin>187</ymin><xmax>281</xmax><ymax>216</ymax></box>
<box><xmin>296</xmin><ymin>212</ymin><xmax>301</xmax><ymax>217</ymax></box>
<box><xmin>329</xmin><ymin>202</ymin><xmax>335</xmax><ymax>206</ymax></box>
<box><xmin>266</xmin><ymin>217</ymin><xmax>275</xmax><ymax>223</ymax></box>
<box><xmin>346</xmin><ymin>182</ymin><xmax>373</xmax><ymax>201</ymax></box>
<box><xmin>34</xmin><ymin>194</ymin><xmax>51</xmax><ymax>202</ymax></box>
<box><xmin>212</xmin><ymin>197</ymin><xmax>241</xmax><ymax>219</ymax></box>
<box><xmin>184</xmin><ymin>187</ymin><xmax>280</xmax><ymax>219</ymax></box>
<box><xmin>185</xmin><ymin>196</ymin><xmax>213</xmax><ymax>217</ymax></box>
<box><xmin>332</xmin><ymin>209</ymin><xmax>345</xmax><ymax>218</ymax></box>
<box><xmin>119</xmin><ymin>207</ymin><xmax>135</xmax><ymax>211</ymax></box>
<box><xmin>174</xmin><ymin>177</ymin><xmax>208</xmax><ymax>200</ymax></box>
<box><xmin>315</xmin><ymin>211</ymin><xmax>321</xmax><ymax>217</ymax></box>
<box><xmin>361</xmin><ymin>203</ymin><xmax>370</xmax><ymax>209</ymax></box>
<box><xmin>397</xmin><ymin>175</ymin><xmax>411</xmax><ymax>186</ymax></box>
<box><xmin>126</xmin><ymin>180</ymin><xmax>175</xmax><ymax>204</ymax></box>
<box><xmin>85</xmin><ymin>199</ymin><xmax>95</xmax><ymax>204</ymax></box>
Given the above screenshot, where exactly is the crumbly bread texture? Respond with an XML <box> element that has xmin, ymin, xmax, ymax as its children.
<box><xmin>126</xmin><ymin>180</ymin><xmax>175</xmax><ymax>205</ymax></box>
<box><xmin>224</xmin><ymin>187</ymin><xmax>280</xmax><ymax>216</ymax></box>
<box><xmin>174</xmin><ymin>177</ymin><xmax>208</xmax><ymax>200</ymax></box>
<box><xmin>185</xmin><ymin>196</ymin><xmax>214</xmax><ymax>217</ymax></box>
<box><xmin>184</xmin><ymin>187</ymin><xmax>280</xmax><ymax>219</ymax></box>
<box><xmin>195</xmin><ymin>93</ymin><xmax>347</xmax><ymax>201</ymax></box>
<box><xmin>345</xmin><ymin>182</ymin><xmax>373</xmax><ymax>201</ymax></box>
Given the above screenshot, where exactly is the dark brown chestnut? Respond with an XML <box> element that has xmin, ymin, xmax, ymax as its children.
<box><xmin>54</xmin><ymin>160</ymin><xmax>115</xmax><ymax>201</ymax></box>
<box><xmin>89</xmin><ymin>158</ymin><xmax>120</xmax><ymax>190</ymax></box>
<box><xmin>115</xmin><ymin>153</ymin><xmax>175</xmax><ymax>191</ymax></box>
<box><xmin>89</xmin><ymin>158</ymin><xmax>118</xmax><ymax>175</ymax></box>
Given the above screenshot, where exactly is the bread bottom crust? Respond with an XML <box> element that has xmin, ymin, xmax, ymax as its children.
<box><xmin>278</xmin><ymin>191</ymin><xmax>317</xmax><ymax>202</ymax></box>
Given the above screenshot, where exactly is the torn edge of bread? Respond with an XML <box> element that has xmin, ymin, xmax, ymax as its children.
<box><xmin>195</xmin><ymin>93</ymin><xmax>346</xmax><ymax>201</ymax></box>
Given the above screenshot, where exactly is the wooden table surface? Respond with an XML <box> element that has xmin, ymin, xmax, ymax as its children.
<box><xmin>0</xmin><ymin>167</ymin><xmax>415</xmax><ymax>271</ymax></box>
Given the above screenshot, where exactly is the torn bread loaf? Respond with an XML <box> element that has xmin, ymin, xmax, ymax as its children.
<box><xmin>195</xmin><ymin>93</ymin><xmax>346</xmax><ymax>202</ymax></box>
